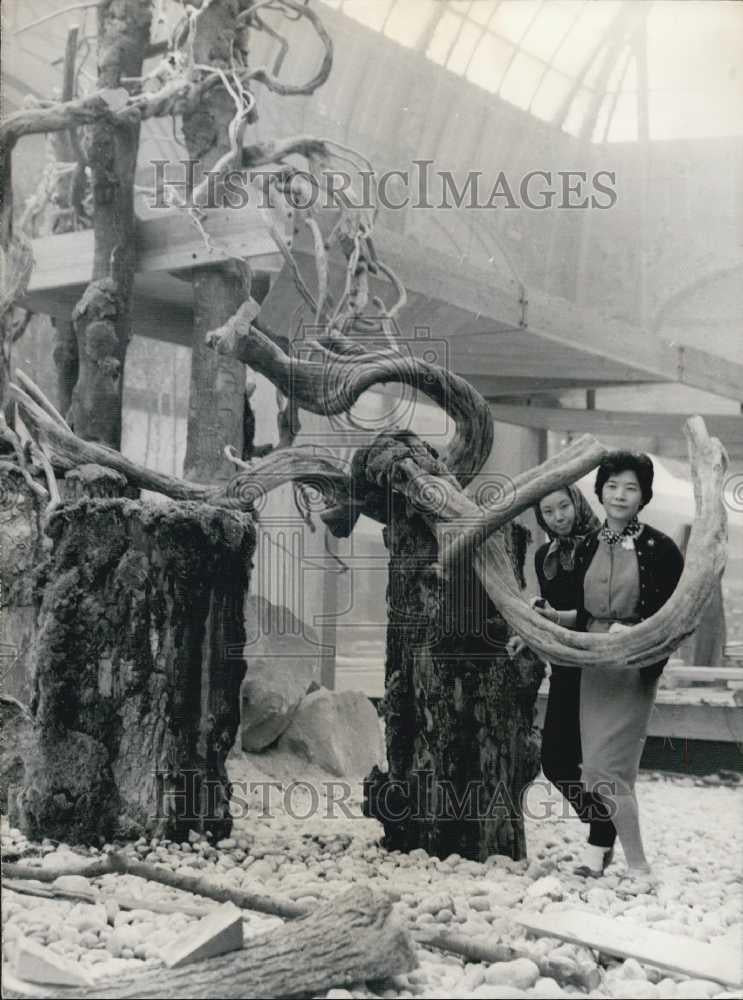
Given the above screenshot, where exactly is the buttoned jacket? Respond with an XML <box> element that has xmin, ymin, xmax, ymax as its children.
<box><xmin>573</xmin><ymin>523</ymin><xmax>685</xmax><ymax>679</ymax></box>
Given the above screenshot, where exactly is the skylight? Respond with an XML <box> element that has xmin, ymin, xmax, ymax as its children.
<box><xmin>319</xmin><ymin>0</ymin><xmax>743</xmax><ymax>143</ymax></box>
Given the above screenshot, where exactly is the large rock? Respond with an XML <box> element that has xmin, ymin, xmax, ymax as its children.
<box><xmin>240</xmin><ymin>595</ymin><xmax>322</xmax><ymax>751</ymax></box>
<box><xmin>277</xmin><ymin>688</ymin><xmax>385</xmax><ymax>777</ymax></box>
<box><xmin>0</xmin><ymin>695</ymin><xmax>33</xmax><ymax>813</ymax></box>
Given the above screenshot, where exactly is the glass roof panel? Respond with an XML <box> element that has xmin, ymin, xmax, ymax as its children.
<box><xmin>321</xmin><ymin>0</ymin><xmax>743</xmax><ymax>143</ymax></box>
<box><xmin>550</xmin><ymin>6</ymin><xmax>601</xmax><ymax>74</ymax></box>
<box><xmin>384</xmin><ymin>0</ymin><xmax>436</xmax><ymax>48</ymax></box>
<box><xmin>448</xmin><ymin>18</ymin><xmax>482</xmax><ymax>74</ymax></box>
<box><xmin>530</xmin><ymin>67</ymin><xmax>573</xmax><ymax>121</ymax></box>
<box><xmin>562</xmin><ymin>86</ymin><xmax>592</xmax><ymax>135</ymax></box>
<box><xmin>499</xmin><ymin>50</ymin><xmax>545</xmax><ymax>110</ymax></box>
<box><xmin>469</xmin><ymin>1</ymin><xmax>494</xmax><ymax>26</ymax></box>
<box><xmin>520</xmin><ymin>1</ymin><xmax>583</xmax><ymax>63</ymax></box>
<box><xmin>489</xmin><ymin>1</ymin><xmax>542</xmax><ymax>45</ymax></box>
<box><xmin>341</xmin><ymin>0</ymin><xmax>394</xmax><ymax>33</ymax></box>
<box><xmin>427</xmin><ymin>10</ymin><xmax>462</xmax><ymax>65</ymax></box>
<box><xmin>466</xmin><ymin>31</ymin><xmax>514</xmax><ymax>93</ymax></box>
<box><xmin>605</xmin><ymin>91</ymin><xmax>638</xmax><ymax>143</ymax></box>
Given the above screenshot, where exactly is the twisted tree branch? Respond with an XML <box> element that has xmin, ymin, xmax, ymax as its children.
<box><xmin>206</xmin><ymin>318</ymin><xmax>494</xmax><ymax>485</ymax></box>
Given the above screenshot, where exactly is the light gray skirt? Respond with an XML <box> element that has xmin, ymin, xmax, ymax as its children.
<box><xmin>579</xmin><ymin>632</ymin><xmax>658</xmax><ymax>795</ymax></box>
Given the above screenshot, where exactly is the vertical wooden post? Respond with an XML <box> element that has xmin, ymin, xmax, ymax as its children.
<box><xmin>181</xmin><ymin>0</ymin><xmax>246</xmax><ymax>483</ymax></box>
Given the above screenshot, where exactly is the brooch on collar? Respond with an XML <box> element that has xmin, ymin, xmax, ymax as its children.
<box><xmin>620</xmin><ymin>537</ymin><xmax>636</xmax><ymax>550</ymax></box>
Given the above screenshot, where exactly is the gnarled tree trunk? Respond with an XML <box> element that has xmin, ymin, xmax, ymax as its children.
<box><xmin>68</xmin><ymin>0</ymin><xmax>152</xmax><ymax>444</ymax></box>
<box><xmin>365</xmin><ymin>499</ymin><xmax>543</xmax><ymax>861</ymax></box>
<box><xmin>11</xmin><ymin>496</ymin><xmax>254</xmax><ymax>844</ymax></box>
<box><xmin>182</xmin><ymin>0</ymin><xmax>247</xmax><ymax>482</ymax></box>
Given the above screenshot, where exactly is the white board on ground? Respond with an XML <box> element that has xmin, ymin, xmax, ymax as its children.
<box><xmin>164</xmin><ymin>900</ymin><xmax>244</xmax><ymax>968</ymax></box>
<box><xmin>518</xmin><ymin>909</ymin><xmax>742</xmax><ymax>988</ymax></box>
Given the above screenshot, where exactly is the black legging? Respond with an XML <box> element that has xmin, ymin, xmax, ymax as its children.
<box><xmin>541</xmin><ymin>665</ymin><xmax>617</xmax><ymax>849</ymax></box>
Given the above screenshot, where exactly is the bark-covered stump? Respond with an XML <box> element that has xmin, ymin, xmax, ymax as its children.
<box><xmin>0</xmin><ymin>462</ymin><xmax>48</xmax><ymax>704</ymax></box>
<box><xmin>0</xmin><ymin>694</ymin><xmax>33</xmax><ymax>814</ymax></box>
<box><xmin>365</xmin><ymin>505</ymin><xmax>543</xmax><ymax>862</ymax></box>
<box><xmin>11</xmin><ymin>498</ymin><xmax>255</xmax><ymax>844</ymax></box>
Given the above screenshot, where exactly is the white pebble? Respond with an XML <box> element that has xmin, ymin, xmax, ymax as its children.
<box><xmin>484</xmin><ymin>958</ymin><xmax>540</xmax><ymax>989</ymax></box>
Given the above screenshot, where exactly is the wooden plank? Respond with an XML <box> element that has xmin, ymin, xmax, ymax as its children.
<box><xmin>534</xmin><ymin>690</ymin><xmax>743</xmax><ymax>742</ymax></box>
<box><xmin>26</xmin><ymin>207</ymin><xmax>288</xmax><ymax>296</ymax></box>
<box><xmin>165</xmin><ymin>902</ymin><xmax>243</xmax><ymax>968</ymax></box>
<box><xmin>14</xmin><ymin>938</ymin><xmax>94</xmax><ymax>988</ymax></box>
<box><xmin>488</xmin><ymin>404</ymin><xmax>743</xmax><ymax>448</ymax></box>
<box><xmin>526</xmin><ymin>292</ymin><xmax>743</xmax><ymax>403</ymax></box>
<box><xmin>663</xmin><ymin>665</ymin><xmax>743</xmax><ymax>683</ymax></box>
<box><xmin>294</xmin><ymin>222</ymin><xmax>743</xmax><ymax>399</ymax></box>
<box><xmin>518</xmin><ymin>909</ymin><xmax>742</xmax><ymax>988</ymax></box>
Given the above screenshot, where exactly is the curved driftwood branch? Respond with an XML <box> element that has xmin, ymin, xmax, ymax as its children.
<box><xmin>206</xmin><ymin>318</ymin><xmax>493</xmax><ymax>485</ymax></box>
<box><xmin>10</xmin><ymin>376</ymin><xmax>353</xmax><ymax>510</ymax></box>
<box><xmin>472</xmin><ymin>416</ymin><xmax>727</xmax><ymax>669</ymax></box>
<box><xmin>237</xmin><ymin>0</ymin><xmax>333</xmax><ymax>96</ymax></box>
<box><xmin>350</xmin><ymin>418</ymin><xmax>727</xmax><ymax>671</ymax></box>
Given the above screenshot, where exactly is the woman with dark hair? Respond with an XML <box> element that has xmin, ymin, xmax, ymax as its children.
<box><xmin>509</xmin><ymin>487</ymin><xmax>617</xmax><ymax>874</ymax></box>
<box><xmin>534</xmin><ymin>451</ymin><xmax>684</xmax><ymax>887</ymax></box>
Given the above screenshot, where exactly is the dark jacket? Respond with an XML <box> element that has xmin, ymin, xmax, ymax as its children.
<box><xmin>534</xmin><ymin>542</ymin><xmax>583</xmax><ymax>612</ymax></box>
<box><xmin>573</xmin><ymin>524</ymin><xmax>685</xmax><ymax>679</ymax></box>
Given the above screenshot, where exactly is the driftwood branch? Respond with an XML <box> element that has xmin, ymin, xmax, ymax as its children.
<box><xmin>236</xmin><ymin>0</ymin><xmax>333</xmax><ymax>96</ymax></box>
<box><xmin>206</xmin><ymin>319</ymin><xmax>493</xmax><ymax>486</ymax></box>
<box><xmin>10</xmin><ymin>376</ymin><xmax>352</xmax><ymax>511</ymax></box>
<box><xmin>2</xmin><ymin>886</ymin><xmax>416</xmax><ymax>1000</ymax></box>
<box><xmin>348</xmin><ymin>418</ymin><xmax>727</xmax><ymax>671</ymax></box>
<box><xmin>2</xmin><ymin>852</ymin><xmax>305</xmax><ymax>919</ymax></box>
<box><xmin>10</xmin><ymin>369</ymin><xmax>727</xmax><ymax>670</ymax></box>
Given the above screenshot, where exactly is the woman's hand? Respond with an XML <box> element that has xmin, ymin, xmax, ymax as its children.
<box><xmin>530</xmin><ymin>596</ymin><xmax>560</xmax><ymax>624</ymax></box>
<box><xmin>507</xmin><ymin>635</ymin><xmax>527</xmax><ymax>658</ymax></box>
<box><xmin>609</xmin><ymin>622</ymin><xmax>632</xmax><ymax>634</ymax></box>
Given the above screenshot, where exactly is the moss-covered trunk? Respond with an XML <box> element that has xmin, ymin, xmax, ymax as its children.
<box><xmin>12</xmin><ymin>498</ymin><xmax>254</xmax><ymax>844</ymax></box>
<box><xmin>0</xmin><ymin>464</ymin><xmax>48</xmax><ymax>705</ymax></box>
<box><xmin>365</xmin><ymin>503</ymin><xmax>543</xmax><ymax>861</ymax></box>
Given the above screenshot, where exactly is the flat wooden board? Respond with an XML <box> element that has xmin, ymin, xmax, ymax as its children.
<box><xmin>518</xmin><ymin>908</ymin><xmax>742</xmax><ymax>987</ymax></box>
<box><xmin>26</xmin><ymin>205</ymin><xmax>289</xmax><ymax>297</ymax></box>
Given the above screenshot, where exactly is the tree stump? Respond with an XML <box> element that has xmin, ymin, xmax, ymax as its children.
<box><xmin>0</xmin><ymin>462</ymin><xmax>48</xmax><ymax>704</ymax></box>
<box><xmin>11</xmin><ymin>497</ymin><xmax>255</xmax><ymax>844</ymax></box>
<box><xmin>0</xmin><ymin>694</ymin><xmax>33</xmax><ymax>813</ymax></box>
<box><xmin>365</xmin><ymin>501</ymin><xmax>543</xmax><ymax>861</ymax></box>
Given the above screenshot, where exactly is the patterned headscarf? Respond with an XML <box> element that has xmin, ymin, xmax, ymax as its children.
<box><xmin>534</xmin><ymin>485</ymin><xmax>600</xmax><ymax>580</ymax></box>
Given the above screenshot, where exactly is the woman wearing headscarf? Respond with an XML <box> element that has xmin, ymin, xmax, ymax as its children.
<box><xmin>509</xmin><ymin>485</ymin><xmax>617</xmax><ymax>875</ymax></box>
<box><xmin>533</xmin><ymin>452</ymin><xmax>684</xmax><ymax>889</ymax></box>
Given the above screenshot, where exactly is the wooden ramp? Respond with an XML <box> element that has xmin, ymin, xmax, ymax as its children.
<box><xmin>518</xmin><ymin>909</ymin><xmax>742</xmax><ymax>988</ymax></box>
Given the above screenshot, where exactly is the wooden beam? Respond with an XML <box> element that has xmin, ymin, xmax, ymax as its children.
<box><xmin>293</xmin><ymin>222</ymin><xmax>743</xmax><ymax>399</ymax></box>
<box><xmin>519</xmin><ymin>910</ymin><xmax>742</xmax><ymax>988</ymax></box>
<box><xmin>534</xmin><ymin>688</ymin><xmax>743</xmax><ymax>742</ymax></box>
<box><xmin>26</xmin><ymin>207</ymin><xmax>288</xmax><ymax>298</ymax></box>
<box><xmin>487</xmin><ymin>404</ymin><xmax>743</xmax><ymax>449</ymax></box>
<box><xmin>525</xmin><ymin>291</ymin><xmax>743</xmax><ymax>402</ymax></box>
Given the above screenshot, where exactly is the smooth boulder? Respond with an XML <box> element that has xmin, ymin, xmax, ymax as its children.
<box><xmin>240</xmin><ymin>595</ymin><xmax>322</xmax><ymax>751</ymax></box>
<box><xmin>278</xmin><ymin>688</ymin><xmax>385</xmax><ymax>777</ymax></box>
